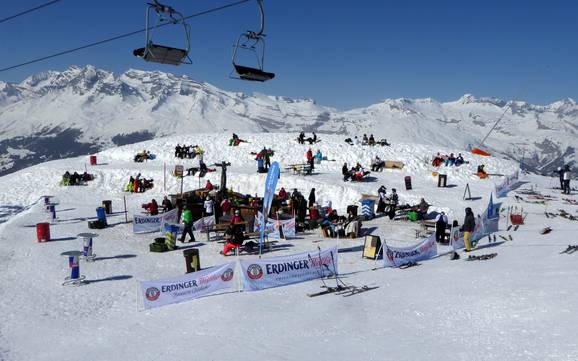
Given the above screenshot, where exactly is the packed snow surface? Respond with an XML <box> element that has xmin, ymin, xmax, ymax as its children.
<box><xmin>0</xmin><ymin>133</ymin><xmax>576</xmax><ymax>361</ymax></box>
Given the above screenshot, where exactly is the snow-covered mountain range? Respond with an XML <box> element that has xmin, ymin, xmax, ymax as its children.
<box><xmin>0</xmin><ymin>65</ymin><xmax>576</xmax><ymax>176</ymax></box>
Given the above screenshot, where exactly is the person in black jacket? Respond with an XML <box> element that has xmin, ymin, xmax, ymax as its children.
<box><xmin>308</xmin><ymin>188</ymin><xmax>316</xmax><ymax>208</ymax></box>
<box><xmin>460</xmin><ymin>207</ymin><xmax>476</xmax><ymax>251</ymax></box>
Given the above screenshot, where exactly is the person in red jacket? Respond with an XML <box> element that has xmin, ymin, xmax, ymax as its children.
<box><xmin>278</xmin><ymin>187</ymin><xmax>287</xmax><ymax>200</ymax></box>
<box><xmin>205</xmin><ymin>179</ymin><xmax>214</xmax><ymax>191</ymax></box>
<box><xmin>220</xmin><ymin>197</ymin><xmax>231</xmax><ymax>215</ymax></box>
<box><xmin>306</xmin><ymin>148</ymin><xmax>314</xmax><ymax>170</ymax></box>
<box><xmin>143</xmin><ymin>199</ymin><xmax>159</xmax><ymax>215</ymax></box>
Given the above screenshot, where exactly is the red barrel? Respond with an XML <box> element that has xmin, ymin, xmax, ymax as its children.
<box><xmin>36</xmin><ymin>222</ymin><xmax>50</xmax><ymax>242</ymax></box>
<box><xmin>89</xmin><ymin>155</ymin><xmax>97</xmax><ymax>166</ymax></box>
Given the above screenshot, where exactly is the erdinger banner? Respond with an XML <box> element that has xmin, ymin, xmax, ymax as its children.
<box><xmin>383</xmin><ymin>234</ymin><xmax>437</xmax><ymax>267</ymax></box>
<box><xmin>140</xmin><ymin>262</ymin><xmax>236</xmax><ymax>310</ymax></box>
<box><xmin>239</xmin><ymin>247</ymin><xmax>338</xmax><ymax>292</ymax></box>
<box><xmin>495</xmin><ymin>170</ymin><xmax>520</xmax><ymax>198</ymax></box>
<box><xmin>254</xmin><ymin>212</ymin><xmax>296</xmax><ymax>239</ymax></box>
<box><xmin>133</xmin><ymin>209</ymin><xmax>178</xmax><ymax>233</ymax></box>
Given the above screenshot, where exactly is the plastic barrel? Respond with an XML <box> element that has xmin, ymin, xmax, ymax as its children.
<box><xmin>438</xmin><ymin>174</ymin><xmax>447</xmax><ymax>188</ymax></box>
<box><xmin>183</xmin><ymin>248</ymin><xmax>201</xmax><ymax>273</ymax></box>
<box><xmin>36</xmin><ymin>222</ymin><xmax>50</xmax><ymax>242</ymax></box>
<box><xmin>361</xmin><ymin>199</ymin><xmax>375</xmax><ymax>220</ymax></box>
<box><xmin>96</xmin><ymin>207</ymin><xmax>107</xmax><ymax>226</ymax></box>
<box><xmin>164</xmin><ymin>224</ymin><xmax>179</xmax><ymax>251</ymax></box>
<box><xmin>102</xmin><ymin>200</ymin><xmax>112</xmax><ymax>214</ymax></box>
<box><xmin>89</xmin><ymin>155</ymin><xmax>97</xmax><ymax>165</ymax></box>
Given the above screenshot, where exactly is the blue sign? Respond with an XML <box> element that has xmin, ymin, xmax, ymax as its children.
<box><xmin>260</xmin><ymin>162</ymin><xmax>280</xmax><ymax>249</ymax></box>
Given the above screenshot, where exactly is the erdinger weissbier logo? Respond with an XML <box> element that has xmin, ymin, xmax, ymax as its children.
<box><xmin>246</xmin><ymin>264</ymin><xmax>263</xmax><ymax>280</ymax></box>
<box><xmin>145</xmin><ymin>287</ymin><xmax>161</xmax><ymax>301</ymax></box>
<box><xmin>221</xmin><ymin>268</ymin><xmax>234</xmax><ymax>282</ymax></box>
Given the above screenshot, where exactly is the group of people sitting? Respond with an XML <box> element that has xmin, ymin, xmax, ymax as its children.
<box><xmin>142</xmin><ymin>196</ymin><xmax>174</xmax><ymax>216</ymax></box>
<box><xmin>320</xmin><ymin>208</ymin><xmax>361</xmax><ymax>238</ymax></box>
<box><xmin>124</xmin><ymin>174</ymin><xmax>154</xmax><ymax>193</ymax></box>
<box><xmin>134</xmin><ymin>150</ymin><xmax>154</xmax><ymax>163</ymax></box>
<box><xmin>61</xmin><ymin>171</ymin><xmax>93</xmax><ymax>186</ymax></box>
<box><xmin>228</xmin><ymin>133</ymin><xmax>248</xmax><ymax>146</ymax></box>
<box><xmin>297</xmin><ymin>132</ymin><xmax>319</xmax><ymax>145</ymax></box>
<box><xmin>174</xmin><ymin>144</ymin><xmax>203</xmax><ymax>159</ymax></box>
<box><xmin>344</xmin><ymin>134</ymin><xmax>390</xmax><ymax>146</ymax></box>
<box><xmin>431</xmin><ymin>152</ymin><xmax>465</xmax><ymax>167</ymax></box>
<box><xmin>342</xmin><ymin>162</ymin><xmax>371</xmax><ymax>182</ymax></box>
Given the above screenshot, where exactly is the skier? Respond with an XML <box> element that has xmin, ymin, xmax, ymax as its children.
<box><xmin>434</xmin><ymin>211</ymin><xmax>448</xmax><ymax>243</ymax></box>
<box><xmin>460</xmin><ymin>207</ymin><xmax>476</xmax><ymax>252</ymax></box>
<box><xmin>342</xmin><ymin>162</ymin><xmax>350</xmax><ymax>181</ymax></box>
<box><xmin>387</xmin><ymin>188</ymin><xmax>398</xmax><ymax>220</ymax></box>
<box><xmin>179</xmin><ymin>205</ymin><xmax>195</xmax><ymax>243</ymax></box>
<box><xmin>298</xmin><ymin>132</ymin><xmax>305</xmax><ymax>144</ymax></box>
<box><xmin>563</xmin><ymin>165</ymin><xmax>571</xmax><ymax>194</ymax></box>
<box><xmin>220</xmin><ymin>197</ymin><xmax>231</xmax><ymax>215</ymax></box>
<box><xmin>308</xmin><ymin>188</ymin><xmax>316</xmax><ymax>208</ymax></box>
<box><xmin>554</xmin><ymin>167</ymin><xmax>564</xmax><ymax>190</ymax></box>
<box><xmin>205</xmin><ymin>179</ymin><xmax>214</xmax><ymax>191</ymax></box>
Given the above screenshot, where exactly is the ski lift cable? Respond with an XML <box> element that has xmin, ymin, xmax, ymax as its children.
<box><xmin>0</xmin><ymin>0</ymin><xmax>64</xmax><ymax>25</ymax></box>
<box><xmin>478</xmin><ymin>104</ymin><xmax>510</xmax><ymax>147</ymax></box>
<box><xmin>0</xmin><ymin>0</ymin><xmax>252</xmax><ymax>73</ymax></box>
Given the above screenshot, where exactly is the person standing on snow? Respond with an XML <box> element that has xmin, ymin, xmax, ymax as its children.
<box><xmin>179</xmin><ymin>205</ymin><xmax>195</xmax><ymax>243</ymax></box>
<box><xmin>563</xmin><ymin>165</ymin><xmax>572</xmax><ymax>194</ymax></box>
<box><xmin>308</xmin><ymin>188</ymin><xmax>316</xmax><ymax>208</ymax></box>
<box><xmin>554</xmin><ymin>167</ymin><xmax>564</xmax><ymax>190</ymax></box>
<box><xmin>306</xmin><ymin>148</ymin><xmax>314</xmax><ymax>170</ymax></box>
<box><xmin>434</xmin><ymin>211</ymin><xmax>448</xmax><ymax>243</ymax></box>
<box><xmin>204</xmin><ymin>196</ymin><xmax>214</xmax><ymax>216</ymax></box>
<box><xmin>377</xmin><ymin>185</ymin><xmax>387</xmax><ymax>213</ymax></box>
<box><xmin>460</xmin><ymin>207</ymin><xmax>476</xmax><ymax>252</ymax></box>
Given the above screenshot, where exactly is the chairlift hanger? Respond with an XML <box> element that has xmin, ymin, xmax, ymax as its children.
<box><xmin>231</xmin><ymin>0</ymin><xmax>275</xmax><ymax>82</ymax></box>
<box><xmin>133</xmin><ymin>0</ymin><xmax>192</xmax><ymax>66</ymax></box>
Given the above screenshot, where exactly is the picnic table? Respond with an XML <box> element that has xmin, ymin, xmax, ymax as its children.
<box><xmin>285</xmin><ymin>163</ymin><xmax>313</xmax><ymax>176</ymax></box>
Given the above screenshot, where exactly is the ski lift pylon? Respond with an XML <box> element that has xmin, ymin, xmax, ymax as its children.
<box><xmin>231</xmin><ymin>0</ymin><xmax>275</xmax><ymax>82</ymax></box>
<box><xmin>133</xmin><ymin>0</ymin><xmax>192</xmax><ymax>66</ymax></box>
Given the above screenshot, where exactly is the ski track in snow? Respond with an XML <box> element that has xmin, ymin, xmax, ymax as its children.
<box><xmin>0</xmin><ymin>133</ymin><xmax>577</xmax><ymax>361</ymax></box>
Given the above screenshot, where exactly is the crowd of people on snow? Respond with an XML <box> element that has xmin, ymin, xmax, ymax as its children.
<box><xmin>174</xmin><ymin>144</ymin><xmax>203</xmax><ymax>159</ymax></box>
<box><xmin>124</xmin><ymin>174</ymin><xmax>154</xmax><ymax>193</ymax></box>
<box><xmin>342</xmin><ymin>162</ymin><xmax>371</xmax><ymax>182</ymax></box>
<box><xmin>61</xmin><ymin>171</ymin><xmax>94</xmax><ymax>186</ymax></box>
<box><xmin>431</xmin><ymin>152</ymin><xmax>465</xmax><ymax>167</ymax></box>
<box><xmin>134</xmin><ymin>150</ymin><xmax>154</xmax><ymax>163</ymax></box>
<box><xmin>344</xmin><ymin>134</ymin><xmax>390</xmax><ymax>147</ymax></box>
<box><xmin>297</xmin><ymin>132</ymin><xmax>319</xmax><ymax>145</ymax></box>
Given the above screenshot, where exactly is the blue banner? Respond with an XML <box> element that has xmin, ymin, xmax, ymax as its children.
<box><xmin>260</xmin><ymin>162</ymin><xmax>280</xmax><ymax>248</ymax></box>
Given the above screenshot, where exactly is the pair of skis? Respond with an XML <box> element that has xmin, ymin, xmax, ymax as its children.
<box><xmin>560</xmin><ymin>245</ymin><xmax>578</xmax><ymax>254</ymax></box>
<box><xmin>466</xmin><ymin>253</ymin><xmax>498</xmax><ymax>261</ymax></box>
<box><xmin>307</xmin><ymin>246</ymin><xmax>378</xmax><ymax>297</ymax></box>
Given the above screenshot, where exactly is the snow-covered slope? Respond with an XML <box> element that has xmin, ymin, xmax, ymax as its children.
<box><xmin>0</xmin><ymin>65</ymin><xmax>576</xmax><ymax>177</ymax></box>
<box><xmin>0</xmin><ymin>133</ymin><xmax>577</xmax><ymax>361</ymax></box>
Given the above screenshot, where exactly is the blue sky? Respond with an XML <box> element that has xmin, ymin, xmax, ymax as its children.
<box><xmin>1</xmin><ymin>0</ymin><xmax>577</xmax><ymax>109</ymax></box>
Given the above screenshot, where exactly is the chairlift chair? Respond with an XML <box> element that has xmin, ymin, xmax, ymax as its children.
<box><xmin>133</xmin><ymin>0</ymin><xmax>192</xmax><ymax>66</ymax></box>
<box><xmin>231</xmin><ymin>0</ymin><xmax>275</xmax><ymax>82</ymax></box>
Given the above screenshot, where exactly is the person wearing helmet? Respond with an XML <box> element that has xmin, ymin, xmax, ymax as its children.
<box><xmin>221</xmin><ymin>209</ymin><xmax>245</xmax><ymax>255</ymax></box>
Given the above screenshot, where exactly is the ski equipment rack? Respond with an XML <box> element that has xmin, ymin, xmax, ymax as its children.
<box><xmin>231</xmin><ymin>0</ymin><xmax>275</xmax><ymax>82</ymax></box>
<box><xmin>133</xmin><ymin>0</ymin><xmax>192</xmax><ymax>65</ymax></box>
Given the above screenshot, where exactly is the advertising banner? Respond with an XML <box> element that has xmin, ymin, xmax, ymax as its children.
<box><xmin>193</xmin><ymin>215</ymin><xmax>216</xmax><ymax>231</ymax></box>
<box><xmin>239</xmin><ymin>247</ymin><xmax>338</xmax><ymax>292</ymax></box>
<box><xmin>383</xmin><ymin>233</ymin><xmax>437</xmax><ymax>267</ymax></box>
<box><xmin>495</xmin><ymin>170</ymin><xmax>520</xmax><ymax>198</ymax></box>
<box><xmin>260</xmin><ymin>162</ymin><xmax>280</xmax><ymax>246</ymax></box>
<box><xmin>133</xmin><ymin>209</ymin><xmax>178</xmax><ymax>234</ymax></box>
<box><xmin>140</xmin><ymin>262</ymin><xmax>236</xmax><ymax>310</ymax></box>
<box><xmin>254</xmin><ymin>212</ymin><xmax>296</xmax><ymax>239</ymax></box>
